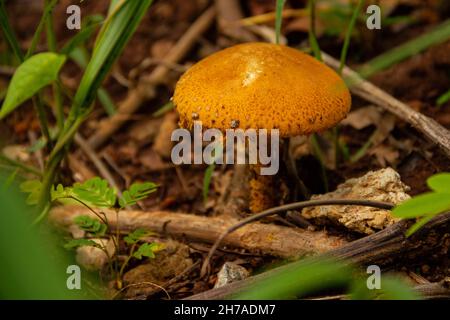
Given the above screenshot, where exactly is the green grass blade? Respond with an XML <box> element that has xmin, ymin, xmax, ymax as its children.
<box><xmin>275</xmin><ymin>0</ymin><xmax>285</xmax><ymax>45</ymax></box>
<box><xmin>45</xmin><ymin>0</ymin><xmax>64</xmax><ymax>131</ymax></box>
<box><xmin>44</xmin><ymin>0</ymin><xmax>154</xmax><ymax>208</ymax></box>
<box><xmin>308</xmin><ymin>0</ymin><xmax>322</xmax><ymax>61</ymax></box>
<box><xmin>25</xmin><ymin>0</ymin><xmax>58</xmax><ymax>59</ymax></box>
<box><xmin>0</xmin><ymin>0</ymin><xmax>24</xmax><ymax>61</ymax></box>
<box><xmin>69</xmin><ymin>48</ymin><xmax>116</xmax><ymax>116</ymax></box>
<box><xmin>437</xmin><ymin>88</ymin><xmax>450</xmax><ymax>106</ymax></box>
<box><xmin>236</xmin><ymin>257</ymin><xmax>352</xmax><ymax>299</ymax></box>
<box><xmin>69</xmin><ymin>0</ymin><xmax>153</xmax><ymax>121</ymax></box>
<box><xmin>359</xmin><ymin>19</ymin><xmax>450</xmax><ymax>78</ymax></box>
<box><xmin>405</xmin><ymin>214</ymin><xmax>436</xmax><ymax>237</ymax></box>
<box><xmin>339</xmin><ymin>0</ymin><xmax>364</xmax><ymax>74</ymax></box>
<box><xmin>203</xmin><ymin>163</ymin><xmax>215</xmax><ymax>202</ymax></box>
<box><xmin>392</xmin><ymin>192</ymin><xmax>450</xmax><ymax>218</ymax></box>
<box><xmin>60</xmin><ymin>15</ymin><xmax>104</xmax><ymax>55</ymax></box>
<box><xmin>97</xmin><ymin>88</ymin><xmax>116</xmax><ymax>116</ymax></box>
<box><xmin>153</xmin><ymin>101</ymin><xmax>174</xmax><ymax>118</ymax></box>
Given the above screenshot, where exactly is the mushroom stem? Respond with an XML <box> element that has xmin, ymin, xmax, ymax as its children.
<box><xmin>249</xmin><ymin>164</ymin><xmax>276</xmax><ymax>213</ymax></box>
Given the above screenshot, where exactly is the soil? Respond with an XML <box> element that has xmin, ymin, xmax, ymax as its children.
<box><xmin>1</xmin><ymin>0</ymin><xmax>449</xmax><ymax>299</ymax></box>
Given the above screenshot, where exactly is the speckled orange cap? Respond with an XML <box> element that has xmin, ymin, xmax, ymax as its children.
<box><xmin>173</xmin><ymin>42</ymin><xmax>351</xmax><ymax>137</ymax></box>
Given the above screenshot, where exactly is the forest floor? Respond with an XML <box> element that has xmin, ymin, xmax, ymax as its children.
<box><xmin>1</xmin><ymin>0</ymin><xmax>449</xmax><ymax>299</ymax></box>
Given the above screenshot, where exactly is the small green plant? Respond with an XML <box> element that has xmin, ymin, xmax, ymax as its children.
<box><xmin>22</xmin><ymin>176</ymin><xmax>161</xmax><ymax>289</ymax></box>
<box><xmin>392</xmin><ymin>172</ymin><xmax>450</xmax><ymax>236</ymax></box>
<box><xmin>0</xmin><ymin>0</ymin><xmax>154</xmax><ymax>220</ymax></box>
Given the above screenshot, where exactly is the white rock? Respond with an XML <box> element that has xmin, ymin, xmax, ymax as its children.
<box><xmin>214</xmin><ymin>262</ymin><xmax>249</xmax><ymax>288</ymax></box>
<box><xmin>75</xmin><ymin>238</ymin><xmax>115</xmax><ymax>271</ymax></box>
<box><xmin>301</xmin><ymin>168</ymin><xmax>410</xmax><ymax>234</ymax></box>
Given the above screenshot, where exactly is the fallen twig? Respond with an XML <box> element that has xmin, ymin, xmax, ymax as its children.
<box><xmin>49</xmin><ymin>206</ymin><xmax>348</xmax><ymax>260</ymax></box>
<box><xmin>187</xmin><ymin>212</ymin><xmax>450</xmax><ymax>299</ymax></box>
<box><xmin>200</xmin><ymin>199</ymin><xmax>394</xmax><ymax>277</ymax></box>
<box><xmin>74</xmin><ymin>133</ymin><xmax>122</xmax><ymax>198</ymax></box>
<box><xmin>322</xmin><ymin>52</ymin><xmax>450</xmax><ymax>159</ymax></box>
<box><xmin>307</xmin><ymin>282</ymin><xmax>450</xmax><ymax>300</ymax></box>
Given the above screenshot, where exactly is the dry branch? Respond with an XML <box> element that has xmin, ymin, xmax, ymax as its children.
<box><xmin>322</xmin><ymin>52</ymin><xmax>450</xmax><ymax>159</ymax></box>
<box><xmin>187</xmin><ymin>212</ymin><xmax>450</xmax><ymax>299</ymax></box>
<box><xmin>49</xmin><ymin>206</ymin><xmax>348</xmax><ymax>259</ymax></box>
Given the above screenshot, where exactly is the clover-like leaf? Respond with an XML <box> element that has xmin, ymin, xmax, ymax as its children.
<box><xmin>132</xmin><ymin>242</ymin><xmax>164</xmax><ymax>260</ymax></box>
<box><xmin>64</xmin><ymin>239</ymin><xmax>100</xmax><ymax>250</ymax></box>
<box><xmin>51</xmin><ymin>184</ymin><xmax>73</xmax><ymax>202</ymax></box>
<box><xmin>73</xmin><ymin>215</ymin><xmax>107</xmax><ymax>236</ymax></box>
<box><xmin>72</xmin><ymin>177</ymin><xmax>116</xmax><ymax>208</ymax></box>
<box><xmin>119</xmin><ymin>182</ymin><xmax>157</xmax><ymax>208</ymax></box>
<box><xmin>124</xmin><ymin>228</ymin><xmax>154</xmax><ymax>245</ymax></box>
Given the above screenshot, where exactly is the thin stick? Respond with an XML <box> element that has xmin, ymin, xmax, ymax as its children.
<box><xmin>112</xmin><ymin>281</ymin><xmax>171</xmax><ymax>300</ymax></box>
<box><xmin>74</xmin><ymin>133</ymin><xmax>122</xmax><ymax>197</ymax></box>
<box><xmin>200</xmin><ymin>199</ymin><xmax>394</xmax><ymax>276</ymax></box>
<box><xmin>322</xmin><ymin>51</ymin><xmax>450</xmax><ymax>159</ymax></box>
<box><xmin>145</xmin><ymin>260</ymin><xmax>201</xmax><ymax>299</ymax></box>
<box><xmin>189</xmin><ymin>212</ymin><xmax>450</xmax><ymax>299</ymax></box>
<box><xmin>49</xmin><ymin>206</ymin><xmax>348</xmax><ymax>259</ymax></box>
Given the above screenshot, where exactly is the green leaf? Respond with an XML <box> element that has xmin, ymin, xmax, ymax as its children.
<box><xmin>72</xmin><ymin>177</ymin><xmax>117</xmax><ymax>208</ymax></box>
<box><xmin>74</xmin><ymin>215</ymin><xmax>107</xmax><ymax>236</ymax></box>
<box><xmin>69</xmin><ymin>48</ymin><xmax>117</xmax><ymax>116</ymax></box>
<box><xmin>275</xmin><ymin>0</ymin><xmax>285</xmax><ymax>45</ymax></box>
<box><xmin>203</xmin><ymin>163</ymin><xmax>215</xmax><ymax>202</ymax></box>
<box><xmin>69</xmin><ymin>0</ymin><xmax>153</xmax><ymax>120</ymax></box>
<box><xmin>27</xmin><ymin>138</ymin><xmax>47</xmax><ymax>153</ymax></box>
<box><xmin>405</xmin><ymin>214</ymin><xmax>437</xmax><ymax>237</ymax></box>
<box><xmin>97</xmin><ymin>88</ymin><xmax>117</xmax><ymax>116</ymax></box>
<box><xmin>133</xmin><ymin>242</ymin><xmax>164</xmax><ymax>260</ymax></box>
<box><xmin>60</xmin><ymin>16</ymin><xmax>103</xmax><ymax>55</ymax></box>
<box><xmin>307</xmin><ymin>0</ymin><xmax>322</xmax><ymax>61</ymax></box>
<box><xmin>378</xmin><ymin>277</ymin><xmax>421</xmax><ymax>300</ymax></box>
<box><xmin>359</xmin><ymin>19</ymin><xmax>450</xmax><ymax>79</ymax></box>
<box><xmin>427</xmin><ymin>173</ymin><xmax>450</xmax><ymax>193</ymax></box>
<box><xmin>119</xmin><ymin>182</ymin><xmax>157</xmax><ymax>208</ymax></box>
<box><xmin>50</xmin><ymin>184</ymin><xmax>72</xmax><ymax>202</ymax></box>
<box><xmin>124</xmin><ymin>228</ymin><xmax>154</xmax><ymax>245</ymax></box>
<box><xmin>64</xmin><ymin>239</ymin><xmax>100</xmax><ymax>250</ymax></box>
<box><xmin>349</xmin><ymin>276</ymin><xmax>420</xmax><ymax>300</ymax></box>
<box><xmin>339</xmin><ymin>0</ymin><xmax>364</xmax><ymax>74</ymax></box>
<box><xmin>236</xmin><ymin>257</ymin><xmax>352</xmax><ymax>299</ymax></box>
<box><xmin>0</xmin><ymin>53</ymin><xmax>66</xmax><ymax>119</ymax></box>
<box><xmin>19</xmin><ymin>179</ymin><xmax>42</xmax><ymax>205</ymax></box>
<box><xmin>2</xmin><ymin>168</ymin><xmax>19</xmax><ymax>189</ymax></box>
<box><xmin>0</xmin><ymin>0</ymin><xmax>24</xmax><ymax>61</ymax></box>
<box><xmin>437</xmin><ymin>89</ymin><xmax>450</xmax><ymax>106</ymax></box>
<box><xmin>153</xmin><ymin>101</ymin><xmax>174</xmax><ymax>118</ymax></box>
<box><xmin>392</xmin><ymin>192</ymin><xmax>450</xmax><ymax>219</ymax></box>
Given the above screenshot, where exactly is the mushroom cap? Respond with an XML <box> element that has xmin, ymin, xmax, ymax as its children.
<box><xmin>173</xmin><ymin>42</ymin><xmax>351</xmax><ymax>137</ymax></box>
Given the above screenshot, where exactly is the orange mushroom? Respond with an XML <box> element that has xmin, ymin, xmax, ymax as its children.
<box><xmin>173</xmin><ymin>42</ymin><xmax>351</xmax><ymax>212</ymax></box>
